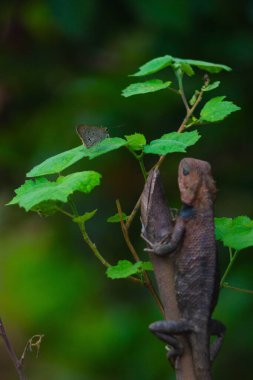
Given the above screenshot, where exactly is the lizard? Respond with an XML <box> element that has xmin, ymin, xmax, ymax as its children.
<box><xmin>140</xmin><ymin>167</ymin><xmax>196</xmax><ymax>378</ymax></box>
<box><xmin>143</xmin><ymin>158</ymin><xmax>226</xmax><ymax>380</ymax></box>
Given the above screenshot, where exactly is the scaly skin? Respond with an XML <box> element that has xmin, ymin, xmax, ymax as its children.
<box><xmin>147</xmin><ymin>158</ymin><xmax>225</xmax><ymax>380</ymax></box>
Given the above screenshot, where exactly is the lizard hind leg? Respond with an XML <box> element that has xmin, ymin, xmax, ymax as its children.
<box><xmin>149</xmin><ymin>320</ymin><xmax>193</xmax><ymax>364</ymax></box>
<box><xmin>151</xmin><ymin>329</ymin><xmax>183</xmax><ymax>366</ymax></box>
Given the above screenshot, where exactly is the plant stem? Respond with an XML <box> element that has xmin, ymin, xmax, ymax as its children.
<box><xmin>69</xmin><ymin>200</ymin><xmax>79</xmax><ymax>217</ymax></box>
<box><xmin>128</xmin><ymin>149</ymin><xmax>148</xmax><ymax>181</ymax></box>
<box><xmin>223</xmin><ymin>284</ymin><xmax>253</xmax><ymax>295</ymax></box>
<box><xmin>229</xmin><ymin>247</ymin><xmax>233</xmax><ymax>261</ymax></box>
<box><xmin>77</xmin><ymin>220</ymin><xmax>141</xmax><ymax>284</ymax></box>
<box><xmin>55</xmin><ymin>207</ymin><xmax>74</xmax><ymax>218</ymax></box>
<box><xmin>78</xmin><ymin>221</ymin><xmax>111</xmax><ymax>268</ymax></box>
<box><xmin>116</xmin><ymin>199</ymin><xmax>164</xmax><ymax>315</ymax></box>
<box><xmin>139</xmin><ymin>156</ymin><xmax>148</xmax><ymax>180</ymax></box>
<box><xmin>220</xmin><ymin>249</ymin><xmax>239</xmax><ymax>287</ymax></box>
<box><xmin>177</xmin><ymin>70</ymin><xmax>190</xmax><ymax>112</ymax></box>
<box><xmin>69</xmin><ymin>200</ymin><xmax>111</xmax><ymax>268</ymax></box>
<box><xmin>0</xmin><ymin>318</ymin><xmax>27</xmax><ymax>380</ymax></box>
<box><xmin>167</xmin><ymin>87</ymin><xmax>180</xmax><ymax>95</ymax></box>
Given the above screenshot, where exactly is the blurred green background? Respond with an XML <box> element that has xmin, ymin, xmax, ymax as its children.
<box><xmin>1</xmin><ymin>1</ymin><xmax>253</xmax><ymax>379</ymax></box>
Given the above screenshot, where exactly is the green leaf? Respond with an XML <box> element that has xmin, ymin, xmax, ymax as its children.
<box><xmin>107</xmin><ymin>213</ymin><xmax>128</xmax><ymax>223</ymax></box>
<box><xmin>122</xmin><ymin>80</ymin><xmax>171</xmax><ymax>97</ymax></box>
<box><xmin>180</xmin><ymin>62</ymin><xmax>195</xmax><ymax>76</ymax></box>
<box><xmin>129</xmin><ymin>55</ymin><xmax>231</xmax><ymax>78</ymax></box>
<box><xmin>7</xmin><ymin>171</ymin><xmax>101</xmax><ymax>211</ymax></box>
<box><xmin>85</xmin><ymin>137</ymin><xmax>127</xmax><ymax>159</ymax></box>
<box><xmin>144</xmin><ymin>131</ymin><xmax>201</xmax><ymax>155</ymax></box>
<box><xmin>130</xmin><ymin>55</ymin><xmax>173</xmax><ymax>76</ymax></box>
<box><xmin>107</xmin><ymin>260</ymin><xmax>136</xmax><ymax>279</ymax></box>
<box><xmin>215</xmin><ymin>216</ymin><xmax>253</xmax><ymax>251</ymax></box>
<box><xmin>27</xmin><ymin>145</ymin><xmax>88</xmax><ymax>177</ymax></box>
<box><xmin>125</xmin><ymin>133</ymin><xmax>146</xmax><ymax>151</ymax></box>
<box><xmin>175</xmin><ymin>58</ymin><xmax>231</xmax><ymax>73</ymax></box>
<box><xmin>31</xmin><ymin>200</ymin><xmax>59</xmax><ymax>216</ymax></box>
<box><xmin>200</xmin><ymin>96</ymin><xmax>241</xmax><ymax>122</ymax></box>
<box><xmin>106</xmin><ymin>260</ymin><xmax>153</xmax><ymax>279</ymax></box>
<box><xmin>203</xmin><ymin>81</ymin><xmax>220</xmax><ymax>92</ymax></box>
<box><xmin>27</xmin><ymin>138</ymin><xmax>127</xmax><ymax>177</ymax></box>
<box><xmin>73</xmin><ymin>210</ymin><xmax>97</xmax><ymax>223</ymax></box>
<box><xmin>189</xmin><ymin>92</ymin><xmax>198</xmax><ymax>106</ymax></box>
<box><xmin>141</xmin><ymin>261</ymin><xmax>154</xmax><ymax>271</ymax></box>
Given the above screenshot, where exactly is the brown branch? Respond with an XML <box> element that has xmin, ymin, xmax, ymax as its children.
<box><xmin>177</xmin><ymin>88</ymin><xmax>204</xmax><ymax>133</ymax></box>
<box><xmin>178</xmin><ymin>80</ymin><xmax>190</xmax><ymax>113</ymax></box>
<box><xmin>125</xmin><ymin>194</ymin><xmax>141</xmax><ymax>230</ymax></box>
<box><xmin>0</xmin><ymin>318</ymin><xmax>27</xmax><ymax>380</ymax></box>
<box><xmin>116</xmin><ymin>199</ymin><xmax>164</xmax><ymax>316</ymax></box>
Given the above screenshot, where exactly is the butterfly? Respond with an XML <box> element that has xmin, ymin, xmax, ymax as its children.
<box><xmin>76</xmin><ymin>125</ymin><xmax>109</xmax><ymax>148</ymax></box>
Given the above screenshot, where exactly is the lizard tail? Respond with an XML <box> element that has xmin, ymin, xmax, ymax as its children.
<box><xmin>189</xmin><ymin>330</ymin><xmax>212</xmax><ymax>380</ymax></box>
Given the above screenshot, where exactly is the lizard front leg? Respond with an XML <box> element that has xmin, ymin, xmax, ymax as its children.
<box><xmin>144</xmin><ymin>218</ymin><xmax>185</xmax><ymax>256</ymax></box>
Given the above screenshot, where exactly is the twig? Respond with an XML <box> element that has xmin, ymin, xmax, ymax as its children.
<box><xmin>222</xmin><ymin>283</ymin><xmax>253</xmax><ymax>295</ymax></box>
<box><xmin>116</xmin><ymin>199</ymin><xmax>164</xmax><ymax>315</ymax></box>
<box><xmin>177</xmin><ymin>88</ymin><xmax>204</xmax><ymax>133</ymax></box>
<box><xmin>20</xmin><ymin>335</ymin><xmax>44</xmax><ymax>365</ymax></box>
<box><xmin>0</xmin><ymin>318</ymin><xmax>27</xmax><ymax>380</ymax></box>
<box><xmin>116</xmin><ymin>199</ymin><xmax>143</xmax><ymax>263</ymax></box>
<box><xmin>125</xmin><ymin>195</ymin><xmax>142</xmax><ymax>230</ymax></box>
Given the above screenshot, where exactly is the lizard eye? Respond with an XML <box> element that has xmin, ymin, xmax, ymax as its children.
<box><xmin>183</xmin><ymin>166</ymin><xmax>190</xmax><ymax>176</ymax></box>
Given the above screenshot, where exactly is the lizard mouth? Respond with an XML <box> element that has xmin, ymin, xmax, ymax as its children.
<box><xmin>182</xmin><ymin>200</ymin><xmax>193</xmax><ymax>207</ymax></box>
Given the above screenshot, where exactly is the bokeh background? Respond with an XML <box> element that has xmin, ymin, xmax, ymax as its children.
<box><xmin>1</xmin><ymin>1</ymin><xmax>253</xmax><ymax>379</ymax></box>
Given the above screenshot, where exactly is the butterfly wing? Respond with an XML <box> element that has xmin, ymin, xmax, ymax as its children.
<box><xmin>76</xmin><ymin>125</ymin><xmax>109</xmax><ymax>148</ymax></box>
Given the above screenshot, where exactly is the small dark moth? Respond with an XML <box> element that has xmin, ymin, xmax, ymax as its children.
<box><xmin>76</xmin><ymin>125</ymin><xmax>109</xmax><ymax>148</ymax></box>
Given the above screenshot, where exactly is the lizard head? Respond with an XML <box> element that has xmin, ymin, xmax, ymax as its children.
<box><xmin>178</xmin><ymin>158</ymin><xmax>216</xmax><ymax>206</ymax></box>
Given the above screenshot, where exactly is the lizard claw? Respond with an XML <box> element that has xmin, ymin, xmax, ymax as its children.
<box><xmin>144</xmin><ymin>247</ymin><xmax>154</xmax><ymax>253</ymax></box>
<box><xmin>144</xmin><ymin>242</ymin><xmax>161</xmax><ymax>253</ymax></box>
<box><xmin>141</xmin><ymin>232</ymin><xmax>153</xmax><ymax>246</ymax></box>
